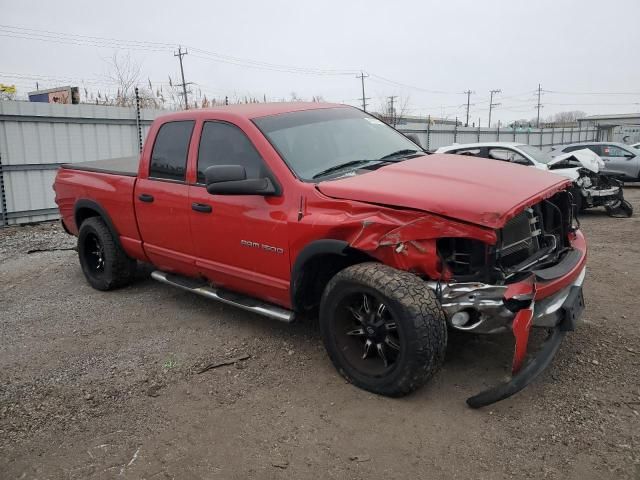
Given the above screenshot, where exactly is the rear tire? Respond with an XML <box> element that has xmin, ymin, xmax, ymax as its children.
<box><xmin>77</xmin><ymin>217</ymin><xmax>136</xmax><ymax>291</ymax></box>
<box><xmin>319</xmin><ymin>262</ymin><xmax>447</xmax><ymax>397</ymax></box>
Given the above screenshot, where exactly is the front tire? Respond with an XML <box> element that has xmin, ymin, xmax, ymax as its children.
<box><xmin>77</xmin><ymin>217</ymin><xmax>136</xmax><ymax>291</ymax></box>
<box><xmin>319</xmin><ymin>263</ymin><xmax>447</xmax><ymax>397</ymax></box>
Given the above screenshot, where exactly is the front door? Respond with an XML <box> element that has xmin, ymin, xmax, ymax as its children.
<box><xmin>135</xmin><ymin>120</ymin><xmax>197</xmax><ymax>274</ymax></box>
<box><xmin>188</xmin><ymin>120</ymin><xmax>291</xmax><ymax>306</ymax></box>
<box><xmin>601</xmin><ymin>144</ymin><xmax>640</xmax><ymax>180</ymax></box>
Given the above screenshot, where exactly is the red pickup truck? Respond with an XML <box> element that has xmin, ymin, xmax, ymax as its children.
<box><xmin>54</xmin><ymin>103</ymin><xmax>587</xmax><ymax>407</ymax></box>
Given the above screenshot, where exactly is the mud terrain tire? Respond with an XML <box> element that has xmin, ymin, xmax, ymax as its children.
<box><xmin>319</xmin><ymin>262</ymin><xmax>447</xmax><ymax>397</ymax></box>
<box><xmin>78</xmin><ymin>217</ymin><xmax>136</xmax><ymax>291</ymax></box>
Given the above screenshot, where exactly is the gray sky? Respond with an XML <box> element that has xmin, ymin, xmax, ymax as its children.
<box><xmin>1</xmin><ymin>0</ymin><xmax>639</xmax><ymax>125</ymax></box>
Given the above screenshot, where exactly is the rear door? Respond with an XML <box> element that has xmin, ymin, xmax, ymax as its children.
<box><xmin>134</xmin><ymin>120</ymin><xmax>198</xmax><ymax>274</ymax></box>
<box><xmin>187</xmin><ymin>120</ymin><xmax>290</xmax><ymax>305</ymax></box>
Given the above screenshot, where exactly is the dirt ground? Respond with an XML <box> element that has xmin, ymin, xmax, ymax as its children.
<box><xmin>1</xmin><ymin>188</ymin><xmax>639</xmax><ymax>480</ymax></box>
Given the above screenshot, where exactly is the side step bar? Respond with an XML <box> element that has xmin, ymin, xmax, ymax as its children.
<box><xmin>150</xmin><ymin>271</ymin><xmax>295</xmax><ymax>323</ymax></box>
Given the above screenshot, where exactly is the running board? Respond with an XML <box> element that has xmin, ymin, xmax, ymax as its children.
<box><xmin>150</xmin><ymin>270</ymin><xmax>294</xmax><ymax>323</ymax></box>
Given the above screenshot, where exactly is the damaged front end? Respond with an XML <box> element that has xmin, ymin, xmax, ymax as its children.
<box><xmin>428</xmin><ymin>190</ymin><xmax>587</xmax><ymax>407</ymax></box>
<box><xmin>572</xmin><ymin>171</ymin><xmax>633</xmax><ymax>217</ymax></box>
<box><xmin>548</xmin><ymin>149</ymin><xmax>633</xmax><ymax>218</ymax></box>
<box><xmin>311</xmin><ymin>173</ymin><xmax>586</xmax><ymax>407</ymax></box>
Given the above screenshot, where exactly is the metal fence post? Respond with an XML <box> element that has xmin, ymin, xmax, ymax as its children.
<box><xmin>134</xmin><ymin>87</ymin><xmax>143</xmax><ymax>154</ymax></box>
<box><xmin>561</xmin><ymin>127</ymin><xmax>565</xmax><ymax>145</ymax></box>
<box><xmin>477</xmin><ymin>122</ymin><xmax>481</xmax><ymax>142</ymax></box>
<box><xmin>496</xmin><ymin>121</ymin><xmax>500</xmax><ymax>141</ymax></box>
<box><xmin>0</xmin><ymin>153</ymin><xmax>7</xmax><ymax>228</ymax></box>
<box><xmin>540</xmin><ymin>127</ymin><xmax>544</xmax><ymax>148</ymax></box>
<box><xmin>551</xmin><ymin>127</ymin><xmax>555</xmax><ymax>147</ymax></box>
<box><xmin>453</xmin><ymin>117</ymin><xmax>458</xmax><ymax>143</ymax></box>
<box><xmin>578</xmin><ymin>124</ymin><xmax>582</xmax><ymax>142</ymax></box>
<box><xmin>513</xmin><ymin>124</ymin><xmax>516</xmax><ymax>141</ymax></box>
<box><xmin>426</xmin><ymin>115</ymin><xmax>431</xmax><ymax>151</ymax></box>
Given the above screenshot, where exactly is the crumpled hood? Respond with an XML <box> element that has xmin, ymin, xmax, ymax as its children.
<box><xmin>317</xmin><ymin>154</ymin><xmax>571</xmax><ymax>229</ymax></box>
<box><xmin>549</xmin><ymin>148</ymin><xmax>604</xmax><ymax>173</ymax></box>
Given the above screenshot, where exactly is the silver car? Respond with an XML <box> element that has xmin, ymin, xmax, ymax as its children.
<box><xmin>553</xmin><ymin>142</ymin><xmax>640</xmax><ymax>181</ymax></box>
<box><xmin>435</xmin><ymin>142</ymin><xmax>633</xmax><ymax>217</ymax></box>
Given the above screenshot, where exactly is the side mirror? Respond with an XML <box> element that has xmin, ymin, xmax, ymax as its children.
<box><xmin>404</xmin><ymin>133</ymin><xmax>423</xmax><ymax>148</ymax></box>
<box><xmin>205</xmin><ymin>165</ymin><xmax>277</xmax><ymax>196</ymax></box>
<box><xmin>512</xmin><ymin>158</ymin><xmax>531</xmax><ymax>166</ymax></box>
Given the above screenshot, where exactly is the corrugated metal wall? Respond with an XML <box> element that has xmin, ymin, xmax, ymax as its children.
<box><xmin>0</xmin><ymin>100</ymin><xmax>599</xmax><ymax>226</ymax></box>
<box><xmin>0</xmin><ymin>101</ymin><xmax>164</xmax><ymax>225</ymax></box>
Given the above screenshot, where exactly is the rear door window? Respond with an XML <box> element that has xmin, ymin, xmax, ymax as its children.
<box><xmin>149</xmin><ymin>121</ymin><xmax>195</xmax><ymax>181</ymax></box>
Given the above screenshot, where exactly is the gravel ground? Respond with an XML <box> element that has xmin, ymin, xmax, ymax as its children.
<box><xmin>1</xmin><ymin>189</ymin><xmax>639</xmax><ymax>479</ymax></box>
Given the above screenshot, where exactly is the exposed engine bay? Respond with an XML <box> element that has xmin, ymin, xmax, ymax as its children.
<box><xmin>548</xmin><ymin>150</ymin><xmax>633</xmax><ymax>218</ymax></box>
<box><xmin>437</xmin><ymin>191</ymin><xmax>573</xmax><ymax>285</ymax></box>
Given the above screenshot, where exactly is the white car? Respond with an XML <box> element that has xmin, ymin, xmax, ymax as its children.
<box><xmin>435</xmin><ymin>142</ymin><xmax>632</xmax><ymax>217</ymax></box>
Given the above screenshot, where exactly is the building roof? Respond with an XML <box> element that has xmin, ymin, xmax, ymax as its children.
<box><xmin>580</xmin><ymin>113</ymin><xmax>640</xmax><ymax>121</ymax></box>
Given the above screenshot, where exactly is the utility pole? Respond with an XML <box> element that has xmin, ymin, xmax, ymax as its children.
<box><xmin>488</xmin><ymin>89</ymin><xmax>501</xmax><ymax>128</ymax></box>
<box><xmin>464</xmin><ymin>89</ymin><xmax>474</xmax><ymax>127</ymax></box>
<box><xmin>356</xmin><ymin>71</ymin><xmax>370</xmax><ymax>112</ymax></box>
<box><xmin>536</xmin><ymin>83</ymin><xmax>543</xmax><ymax>128</ymax></box>
<box><xmin>174</xmin><ymin>46</ymin><xmax>191</xmax><ymax>110</ymax></box>
<box><xmin>388</xmin><ymin>95</ymin><xmax>398</xmax><ymax>126</ymax></box>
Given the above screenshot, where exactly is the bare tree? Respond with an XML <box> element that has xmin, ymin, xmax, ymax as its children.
<box><xmin>376</xmin><ymin>96</ymin><xmax>411</xmax><ymax>127</ymax></box>
<box><xmin>552</xmin><ymin>110</ymin><xmax>586</xmax><ymax>123</ymax></box>
<box><xmin>104</xmin><ymin>52</ymin><xmax>142</xmax><ymax>107</ymax></box>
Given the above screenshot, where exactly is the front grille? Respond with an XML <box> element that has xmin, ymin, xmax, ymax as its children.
<box><xmin>497</xmin><ymin>191</ymin><xmax>571</xmax><ymax>274</ymax></box>
<box><xmin>499</xmin><ymin>209</ymin><xmax>541</xmax><ymax>266</ymax></box>
<box><xmin>437</xmin><ymin>190</ymin><xmax>573</xmax><ymax>284</ymax></box>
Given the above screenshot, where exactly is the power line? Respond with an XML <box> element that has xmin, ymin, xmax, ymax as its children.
<box><xmin>488</xmin><ymin>89</ymin><xmax>501</xmax><ymax>127</ymax></box>
<box><xmin>369</xmin><ymin>74</ymin><xmax>464</xmax><ymax>95</ymax></box>
<box><xmin>464</xmin><ymin>89</ymin><xmax>474</xmax><ymax>127</ymax></box>
<box><xmin>388</xmin><ymin>96</ymin><xmax>398</xmax><ymax>126</ymax></box>
<box><xmin>174</xmin><ymin>46</ymin><xmax>191</xmax><ymax>109</ymax></box>
<box><xmin>536</xmin><ymin>83</ymin><xmax>543</xmax><ymax>127</ymax></box>
<box><xmin>0</xmin><ymin>24</ymin><xmax>358</xmax><ymax>77</ymax></box>
<box><xmin>543</xmin><ymin>88</ymin><xmax>640</xmax><ymax>96</ymax></box>
<box><xmin>356</xmin><ymin>71</ymin><xmax>370</xmax><ymax>112</ymax></box>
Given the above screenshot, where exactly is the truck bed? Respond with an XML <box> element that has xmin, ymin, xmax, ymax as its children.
<box><xmin>61</xmin><ymin>156</ymin><xmax>138</xmax><ymax>177</ymax></box>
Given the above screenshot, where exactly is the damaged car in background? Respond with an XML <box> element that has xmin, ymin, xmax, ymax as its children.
<box><xmin>435</xmin><ymin>142</ymin><xmax>633</xmax><ymax>217</ymax></box>
<box><xmin>54</xmin><ymin>103</ymin><xmax>587</xmax><ymax>408</ymax></box>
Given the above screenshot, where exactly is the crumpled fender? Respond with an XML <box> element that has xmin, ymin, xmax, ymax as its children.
<box><xmin>293</xmin><ymin>193</ymin><xmax>498</xmax><ymax>280</ymax></box>
<box><xmin>347</xmin><ymin>214</ymin><xmax>497</xmax><ymax>278</ymax></box>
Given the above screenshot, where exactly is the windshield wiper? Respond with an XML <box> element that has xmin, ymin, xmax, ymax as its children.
<box><xmin>312</xmin><ymin>160</ymin><xmax>377</xmax><ymax>179</ymax></box>
<box><xmin>378</xmin><ymin>149</ymin><xmax>422</xmax><ymax>161</ymax></box>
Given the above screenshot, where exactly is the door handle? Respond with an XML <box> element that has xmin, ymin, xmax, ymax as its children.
<box><xmin>138</xmin><ymin>193</ymin><xmax>154</xmax><ymax>203</ymax></box>
<box><xmin>191</xmin><ymin>202</ymin><xmax>212</xmax><ymax>213</ymax></box>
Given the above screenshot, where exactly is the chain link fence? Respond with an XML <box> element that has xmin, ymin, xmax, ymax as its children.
<box><xmin>397</xmin><ymin>124</ymin><xmax>598</xmax><ymax>153</ymax></box>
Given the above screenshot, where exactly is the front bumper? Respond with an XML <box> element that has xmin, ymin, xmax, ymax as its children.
<box><xmin>428</xmin><ymin>230</ymin><xmax>587</xmax><ymax>407</ymax></box>
<box><xmin>429</xmin><ymin>230</ymin><xmax>587</xmax><ymax>334</ymax></box>
<box><xmin>431</xmin><ymin>266</ymin><xmax>586</xmax><ymax>334</ymax></box>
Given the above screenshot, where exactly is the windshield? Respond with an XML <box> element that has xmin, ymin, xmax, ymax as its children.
<box><xmin>517</xmin><ymin>144</ymin><xmax>555</xmax><ymax>164</ymax></box>
<box><xmin>253</xmin><ymin>107</ymin><xmax>422</xmax><ymax>180</ymax></box>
